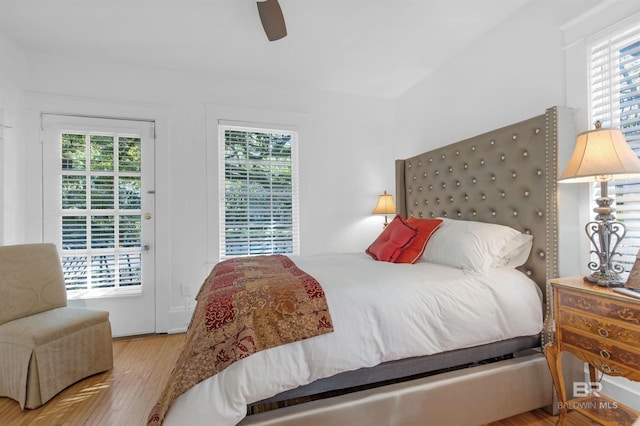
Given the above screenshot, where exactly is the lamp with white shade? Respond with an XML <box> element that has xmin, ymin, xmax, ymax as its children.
<box><xmin>372</xmin><ymin>191</ymin><xmax>396</xmax><ymax>228</ymax></box>
<box><xmin>558</xmin><ymin>121</ymin><xmax>640</xmax><ymax>287</ymax></box>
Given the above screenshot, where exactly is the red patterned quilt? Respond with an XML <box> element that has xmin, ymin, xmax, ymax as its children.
<box><xmin>148</xmin><ymin>255</ymin><xmax>334</xmax><ymax>425</ymax></box>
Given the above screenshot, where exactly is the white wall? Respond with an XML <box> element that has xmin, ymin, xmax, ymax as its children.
<box><xmin>395</xmin><ymin>0</ymin><xmax>603</xmax><ymax>277</ymax></box>
<box><xmin>0</xmin><ymin>31</ymin><xmax>28</xmax><ymax>245</ymax></box>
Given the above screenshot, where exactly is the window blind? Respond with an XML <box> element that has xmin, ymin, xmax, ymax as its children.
<box><xmin>219</xmin><ymin>123</ymin><xmax>299</xmax><ymax>258</ymax></box>
<box><xmin>589</xmin><ymin>23</ymin><xmax>640</xmax><ymax>268</ymax></box>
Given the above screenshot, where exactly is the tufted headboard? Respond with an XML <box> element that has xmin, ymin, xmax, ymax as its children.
<box><xmin>395</xmin><ymin>107</ymin><xmax>564</xmax><ymax>295</ymax></box>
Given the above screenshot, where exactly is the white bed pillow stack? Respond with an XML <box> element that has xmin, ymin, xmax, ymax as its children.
<box><xmin>421</xmin><ymin>218</ymin><xmax>533</xmax><ymax>273</ymax></box>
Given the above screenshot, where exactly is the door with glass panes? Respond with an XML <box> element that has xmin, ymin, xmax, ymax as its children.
<box><xmin>42</xmin><ymin>115</ymin><xmax>155</xmax><ymax>336</ymax></box>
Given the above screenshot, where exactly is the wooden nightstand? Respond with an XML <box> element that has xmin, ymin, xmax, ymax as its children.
<box><xmin>545</xmin><ymin>277</ymin><xmax>640</xmax><ymax>425</ymax></box>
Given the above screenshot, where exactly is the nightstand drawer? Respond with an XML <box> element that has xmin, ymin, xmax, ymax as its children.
<box><xmin>558</xmin><ymin>310</ymin><xmax>640</xmax><ymax>346</ymax></box>
<box><xmin>558</xmin><ymin>289</ymin><xmax>640</xmax><ymax>328</ymax></box>
<box><xmin>561</xmin><ymin>328</ymin><xmax>640</xmax><ymax>372</ymax></box>
<box><xmin>568</xmin><ymin>345</ymin><xmax>640</xmax><ymax>381</ymax></box>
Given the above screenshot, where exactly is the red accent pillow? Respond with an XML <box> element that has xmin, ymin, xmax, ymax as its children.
<box><xmin>395</xmin><ymin>218</ymin><xmax>443</xmax><ymax>264</ymax></box>
<box><xmin>366</xmin><ymin>215</ymin><xmax>418</xmax><ymax>262</ymax></box>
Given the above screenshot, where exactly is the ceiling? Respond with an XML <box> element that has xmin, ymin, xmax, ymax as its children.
<box><xmin>0</xmin><ymin>0</ymin><xmax>532</xmax><ymax>98</ymax></box>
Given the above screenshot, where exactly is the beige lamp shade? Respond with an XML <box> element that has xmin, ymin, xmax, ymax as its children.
<box><xmin>372</xmin><ymin>191</ymin><xmax>395</xmax><ymax>215</ymax></box>
<box><xmin>558</xmin><ymin>127</ymin><xmax>640</xmax><ymax>183</ymax></box>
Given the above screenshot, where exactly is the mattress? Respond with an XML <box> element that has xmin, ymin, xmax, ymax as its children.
<box><xmin>163</xmin><ymin>252</ymin><xmax>543</xmax><ymax>425</ymax></box>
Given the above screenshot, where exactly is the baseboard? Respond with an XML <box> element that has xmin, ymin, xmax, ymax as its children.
<box><xmin>166</xmin><ymin>304</ymin><xmax>194</xmax><ymax>334</ymax></box>
<box><xmin>600</xmin><ymin>375</ymin><xmax>640</xmax><ymax>411</ymax></box>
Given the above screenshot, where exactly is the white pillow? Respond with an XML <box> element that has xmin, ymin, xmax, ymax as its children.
<box><xmin>491</xmin><ymin>232</ymin><xmax>533</xmax><ymax>269</ymax></box>
<box><xmin>422</xmin><ymin>218</ymin><xmax>531</xmax><ymax>273</ymax></box>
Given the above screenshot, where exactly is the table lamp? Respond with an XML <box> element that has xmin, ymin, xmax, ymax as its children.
<box><xmin>558</xmin><ymin>121</ymin><xmax>640</xmax><ymax>286</ymax></box>
<box><xmin>372</xmin><ymin>190</ymin><xmax>395</xmax><ymax>228</ymax></box>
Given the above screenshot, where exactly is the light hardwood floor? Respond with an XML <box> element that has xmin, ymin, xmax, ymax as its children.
<box><xmin>0</xmin><ymin>333</ymin><xmax>597</xmax><ymax>425</ymax></box>
<box><xmin>0</xmin><ymin>333</ymin><xmax>185</xmax><ymax>426</ymax></box>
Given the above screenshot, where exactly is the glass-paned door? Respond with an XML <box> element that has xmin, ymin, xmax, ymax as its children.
<box><xmin>42</xmin><ymin>115</ymin><xmax>155</xmax><ymax>336</ymax></box>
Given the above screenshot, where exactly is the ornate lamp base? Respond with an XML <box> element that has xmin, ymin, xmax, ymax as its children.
<box><xmin>583</xmin><ymin>181</ymin><xmax>629</xmax><ymax>288</ymax></box>
<box><xmin>584</xmin><ymin>271</ymin><xmax>625</xmax><ymax>287</ymax></box>
<box><xmin>584</xmin><ymin>204</ymin><xmax>627</xmax><ymax>288</ymax></box>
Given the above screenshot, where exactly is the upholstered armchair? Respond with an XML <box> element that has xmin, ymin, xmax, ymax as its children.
<box><xmin>0</xmin><ymin>243</ymin><xmax>113</xmax><ymax>409</ymax></box>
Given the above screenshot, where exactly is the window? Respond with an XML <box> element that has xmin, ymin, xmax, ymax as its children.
<box><xmin>589</xmin><ymin>23</ymin><xmax>640</xmax><ymax>268</ymax></box>
<box><xmin>219</xmin><ymin>122</ymin><xmax>299</xmax><ymax>258</ymax></box>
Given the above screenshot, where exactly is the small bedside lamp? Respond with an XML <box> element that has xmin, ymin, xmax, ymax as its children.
<box><xmin>372</xmin><ymin>190</ymin><xmax>395</xmax><ymax>228</ymax></box>
<box><xmin>558</xmin><ymin>122</ymin><xmax>640</xmax><ymax>287</ymax></box>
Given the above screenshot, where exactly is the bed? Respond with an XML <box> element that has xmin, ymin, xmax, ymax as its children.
<box><xmin>151</xmin><ymin>106</ymin><xmax>572</xmax><ymax>426</ymax></box>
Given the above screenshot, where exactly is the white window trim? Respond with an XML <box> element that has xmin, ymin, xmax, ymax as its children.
<box><xmin>204</xmin><ymin>104</ymin><xmax>307</xmax><ymax>264</ymax></box>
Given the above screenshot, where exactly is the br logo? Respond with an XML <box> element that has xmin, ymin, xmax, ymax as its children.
<box><xmin>573</xmin><ymin>381</ymin><xmax>602</xmax><ymax>397</ymax></box>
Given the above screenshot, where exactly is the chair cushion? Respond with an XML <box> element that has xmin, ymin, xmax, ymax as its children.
<box><xmin>0</xmin><ymin>243</ymin><xmax>67</xmax><ymax>325</ymax></box>
<box><xmin>0</xmin><ymin>307</ymin><xmax>110</xmax><ymax>347</ymax></box>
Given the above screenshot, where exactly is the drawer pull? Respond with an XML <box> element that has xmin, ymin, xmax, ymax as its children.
<box><xmin>600</xmin><ymin>349</ymin><xmax>611</xmax><ymax>359</ymax></box>
<box><xmin>597</xmin><ymin>327</ymin><xmax>609</xmax><ymax>338</ymax></box>
<box><xmin>594</xmin><ymin>360</ymin><xmax>622</xmax><ymax>375</ymax></box>
<box><xmin>598</xmin><ymin>362</ymin><xmax>613</xmax><ymax>373</ymax></box>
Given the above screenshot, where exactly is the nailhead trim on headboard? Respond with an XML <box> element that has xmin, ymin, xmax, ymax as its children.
<box><xmin>396</xmin><ymin>107</ymin><xmax>560</xmax><ymax>296</ymax></box>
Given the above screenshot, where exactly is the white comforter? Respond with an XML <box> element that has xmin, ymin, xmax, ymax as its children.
<box><xmin>163</xmin><ymin>252</ymin><xmax>543</xmax><ymax>425</ymax></box>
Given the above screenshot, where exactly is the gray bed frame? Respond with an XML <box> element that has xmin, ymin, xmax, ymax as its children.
<box><xmin>249</xmin><ymin>106</ymin><xmax>564</xmax><ymax>411</ymax></box>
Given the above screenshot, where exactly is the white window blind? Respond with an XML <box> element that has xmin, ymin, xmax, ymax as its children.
<box><xmin>219</xmin><ymin>122</ymin><xmax>299</xmax><ymax>258</ymax></box>
<box><xmin>589</xmin><ymin>22</ymin><xmax>640</xmax><ymax>268</ymax></box>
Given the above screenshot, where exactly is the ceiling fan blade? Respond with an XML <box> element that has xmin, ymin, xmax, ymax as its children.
<box><xmin>257</xmin><ymin>0</ymin><xmax>287</xmax><ymax>41</ymax></box>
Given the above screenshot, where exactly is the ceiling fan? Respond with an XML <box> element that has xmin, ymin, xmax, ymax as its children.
<box><xmin>257</xmin><ymin>0</ymin><xmax>287</xmax><ymax>41</ymax></box>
